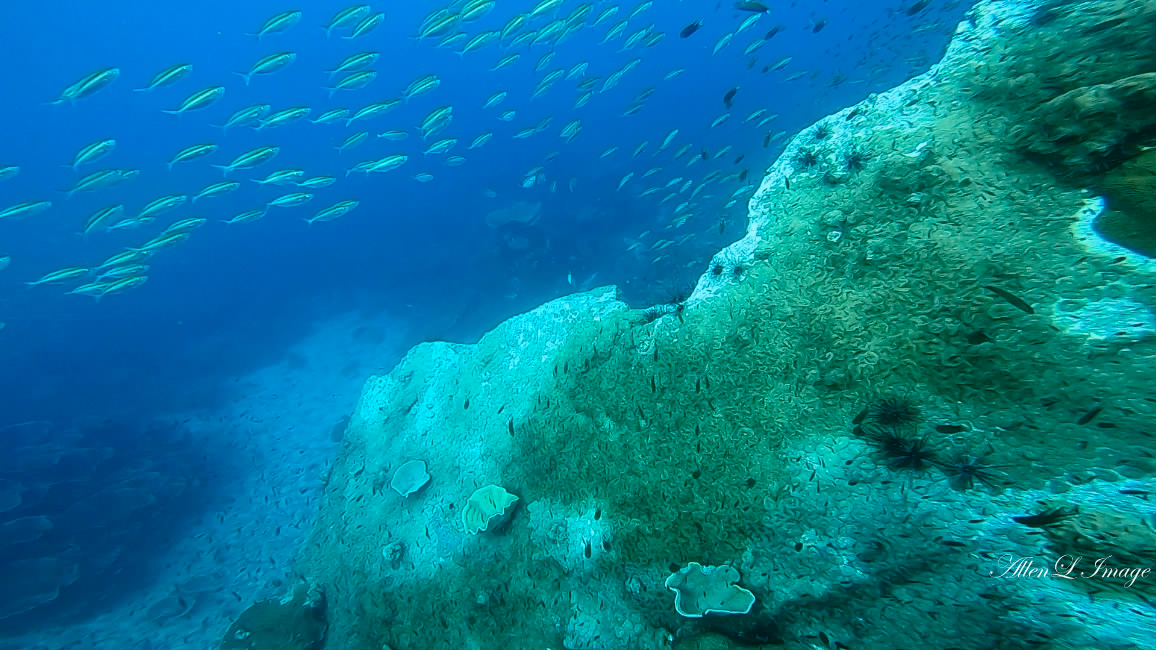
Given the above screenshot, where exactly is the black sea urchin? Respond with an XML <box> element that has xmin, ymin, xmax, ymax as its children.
<box><xmin>939</xmin><ymin>453</ymin><xmax>1006</xmax><ymax>491</ymax></box>
<box><xmin>793</xmin><ymin>146</ymin><xmax>822</xmax><ymax>169</ymax></box>
<box><xmin>664</xmin><ymin>282</ymin><xmax>694</xmax><ymax>306</ymax></box>
<box><xmin>868</xmin><ymin>396</ymin><xmax>922</xmax><ymax>430</ymax></box>
<box><xmin>843</xmin><ymin>145</ymin><xmax>872</xmax><ymax>172</ymax></box>
<box><xmin>875</xmin><ymin>431</ymin><xmax>939</xmax><ymax>472</ymax></box>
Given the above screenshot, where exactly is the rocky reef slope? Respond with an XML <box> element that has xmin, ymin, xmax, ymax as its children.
<box><xmin>240</xmin><ymin>1</ymin><xmax>1156</xmax><ymax>649</ymax></box>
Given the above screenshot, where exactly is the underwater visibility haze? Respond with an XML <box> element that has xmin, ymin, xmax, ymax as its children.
<box><xmin>1</xmin><ymin>0</ymin><xmax>1154</xmax><ymax>648</ymax></box>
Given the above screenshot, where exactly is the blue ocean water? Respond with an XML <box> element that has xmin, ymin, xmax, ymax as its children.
<box><xmin>0</xmin><ymin>0</ymin><xmax>969</xmax><ymax>645</ymax></box>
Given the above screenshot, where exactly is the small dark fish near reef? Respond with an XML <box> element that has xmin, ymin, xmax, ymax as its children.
<box><xmin>734</xmin><ymin>1</ymin><xmax>771</xmax><ymax>13</ymax></box>
<box><xmin>1076</xmin><ymin>405</ymin><xmax>1102</xmax><ymax>426</ymax></box>
<box><xmin>906</xmin><ymin>0</ymin><xmax>933</xmax><ymax>15</ymax></box>
<box><xmin>680</xmin><ymin>20</ymin><xmax>703</xmax><ymax>38</ymax></box>
<box><xmin>983</xmin><ymin>285</ymin><xmax>1034</xmax><ymax>314</ymax></box>
<box><xmin>723</xmin><ymin>87</ymin><xmax>738</xmax><ymax>108</ymax></box>
<box><xmin>1013</xmin><ymin>507</ymin><xmax>1076</xmax><ymax>528</ymax></box>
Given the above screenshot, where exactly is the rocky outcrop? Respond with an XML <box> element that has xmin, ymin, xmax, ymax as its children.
<box><xmin>285</xmin><ymin>2</ymin><xmax>1156</xmax><ymax>649</ymax></box>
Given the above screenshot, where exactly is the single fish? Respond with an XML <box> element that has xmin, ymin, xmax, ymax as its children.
<box><xmin>306</xmin><ymin>200</ymin><xmax>359</xmax><ymax>224</ymax></box>
<box><xmin>723</xmin><ymin>87</ymin><xmax>738</xmax><ymax>108</ymax></box>
<box><xmin>0</xmin><ymin>165</ymin><xmax>19</xmax><ymax>182</ymax></box>
<box><xmin>734</xmin><ymin>1</ymin><xmax>771</xmax><ymax>13</ymax></box>
<box><xmin>0</xmin><ymin>200</ymin><xmax>52</xmax><ymax>220</ymax></box>
<box><xmin>191</xmin><ymin>181</ymin><xmax>240</xmax><ymax>203</ymax></box>
<box><xmin>136</xmin><ymin>195</ymin><xmax>187</xmax><ymax>220</ymax></box>
<box><xmin>252</xmin><ymin>170</ymin><xmax>305</xmax><ymax>186</ymax></box>
<box><xmin>249</xmin><ymin>10</ymin><xmax>302</xmax><ymax>40</ymax></box>
<box><xmin>460</xmin><ymin>0</ymin><xmax>495</xmax><ymax>23</ymax></box>
<box><xmin>326</xmin><ymin>52</ymin><xmax>379</xmax><ymax>78</ymax></box>
<box><xmin>52</xmin><ymin>67</ymin><xmax>120</xmax><ymax>104</ymax></box>
<box><xmin>101</xmin><ymin>276</ymin><xmax>149</xmax><ymax>296</ymax></box>
<box><xmin>500</xmin><ymin>14</ymin><xmax>528</xmax><ymax>40</ymax></box>
<box><xmin>167</xmin><ymin>144</ymin><xmax>218</xmax><ymax>170</ymax></box>
<box><xmin>457</xmin><ymin>30</ymin><xmax>499</xmax><ymax>56</ymax></box>
<box><xmin>680</xmin><ymin>20</ymin><xmax>703</xmax><ymax>38</ymax></box>
<box><xmin>83</xmin><ymin>204</ymin><xmax>124</xmax><ymax>235</ymax></box>
<box><xmin>592</xmin><ymin>6</ymin><xmax>618</xmax><ymax>26</ymax></box>
<box><xmin>469</xmin><ymin>133</ymin><xmax>493</xmax><ymax>150</ymax></box>
<box><xmin>347</xmin><ymin>100</ymin><xmax>400</xmax><ymax>126</ymax></box>
<box><xmin>312</xmin><ymin>108</ymin><xmax>351</xmax><ymax>125</ymax></box>
<box><xmin>404</xmin><ymin>74</ymin><xmax>441</xmax><ymax>101</ymax></box>
<box><xmin>327</xmin><ymin>71</ymin><xmax>376</xmax><ymax>98</ymax></box>
<box><xmin>164</xmin><ymin>86</ymin><xmax>225</xmax><ymax>116</ymax></box>
<box><xmin>492</xmin><ymin>53</ymin><xmax>520</xmax><ymax>71</ymax></box>
<box><xmin>336</xmin><ymin>131</ymin><xmax>369</xmax><ymax>152</ymax></box>
<box><xmin>422</xmin><ymin>138</ymin><xmax>457</xmax><ymax>155</ymax></box>
<box><xmin>212</xmin><ymin>147</ymin><xmax>279</xmax><ymax>177</ymax></box>
<box><xmin>133</xmin><ymin>63</ymin><xmax>193</xmax><ymax>92</ymax></box>
<box><xmin>530</xmin><ymin>0</ymin><xmax>564</xmax><ymax>20</ymax></box>
<box><xmin>235</xmin><ymin>52</ymin><xmax>296</xmax><ymax>86</ymax></box>
<box><xmin>108</xmin><ymin>219</ymin><xmax>156</xmax><ymax>233</ymax></box>
<box><xmin>67</xmin><ymin>280</ymin><xmax>115</xmax><ymax>298</ymax></box>
<box><xmin>26</xmin><ymin>267</ymin><xmax>90</xmax><ymax>286</ymax></box>
<box><xmin>98</xmin><ymin>251</ymin><xmax>148</xmax><ymax>269</ymax></box>
<box><xmin>737</xmin><ymin>13</ymin><xmax>763</xmax><ymax>35</ymax></box>
<box><xmin>367</xmin><ymin>155</ymin><xmax>407</xmax><ymax>174</ymax></box>
<box><xmin>69</xmin><ymin>139</ymin><xmax>116</xmax><ymax>170</ymax></box>
<box><xmin>983</xmin><ymin>285</ymin><xmax>1034</xmax><ymax>314</ymax></box>
<box><xmin>713</xmin><ymin>32</ymin><xmax>735</xmax><ymax>54</ymax></box>
<box><xmin>97</xmin><ymin>264</ymin><xmax>148</xmax><ymax>280</ymax></box>
<box><xmin>267</xmin><ymin>192</ymin><xmax>314</xmax><ymax>209</ymax></box>
<box><xmin>130</xmin><ymin>231</ymin><xmax>190</xmax><ymax>253</ymax></box>
<box><xmin>222</xmin><ymin>209</ymin><xmax>268</xmax><ymax>225</ymax></box>
<box><xmin>483</xmin><ymin>91</ymin><xmax>507</xmax><ymax>109</ymax></box>
<box><xmin>162</xmin><ymin>217</ymin><xmax>207</xmax><ymax>235</ymax></box>
<box><xmin>64</xmin><ymin>169</ymin><xmax>138</xmax><ymax>197</ymax></box>
<box><xmin>214</xmin><ymin>105</ymin><xmax>270</xmax><ymax>132</ymax></box>
<box><xmin>298</xmin><ymin>176</ymin><xmax>336</xmax><ymax>189</ymax></box>
<box><xmin>259</xmin><ymin>106</ymin><xmax>311</xmax><ymax>129</ymax></box>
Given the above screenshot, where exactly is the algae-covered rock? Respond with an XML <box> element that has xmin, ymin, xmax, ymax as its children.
<box><xmin>1096</xmin><ymin>148</ymin><xmax>1156</xmax><ymax>257</ymax></box>
<box><xmin>1016</xmin><ymin>72</ymin><xmax>1156</xmax><ymax>174</ymax></box>
<box><xmin>295</xmin><ymin>2</ymin><xmax>1156</xmax><ymax>649</ymax></box>
<box><xmin>217</xmin><ymin>581</ymin><xmax>326</xmax><ymax>650</ymax></box>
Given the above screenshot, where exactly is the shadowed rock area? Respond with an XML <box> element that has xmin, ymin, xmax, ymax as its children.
<box><xmin>0</xmin><ymin>418</ymin><xmax>227</xmax><ymax>636</ymax></box>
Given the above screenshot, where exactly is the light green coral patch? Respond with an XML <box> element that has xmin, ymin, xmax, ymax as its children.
<box><xmin>665</xmin><ymin>562</ymin><xmax>755</xmax><ymax>618</ymax></box>
<box><xmin>390</xmin><ymin>460</ymin><xmax>430</xmax><ymax>498</ymax></box>
<box><xmin>461</xmin><ymin>484</ymin><xmax>518</xmax><ymax>534</ymax></box>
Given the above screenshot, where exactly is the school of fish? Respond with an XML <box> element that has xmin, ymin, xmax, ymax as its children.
<box><xmin>0</xmin><ymin>0</ymin><xmax>948</xmax><ymax>302</ymax></box>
